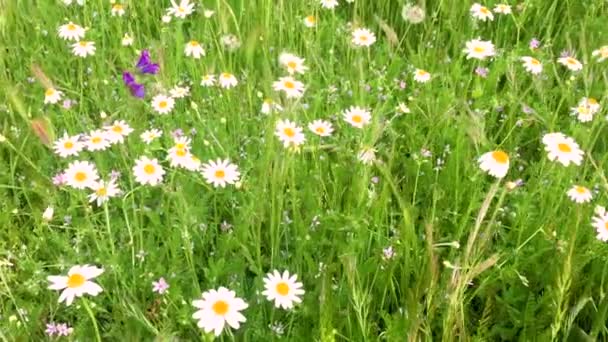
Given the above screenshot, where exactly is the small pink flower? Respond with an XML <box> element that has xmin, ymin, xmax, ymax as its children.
<box><xmin>152</xmin><ymin>277</ymin><xmax>169</xmax><ymax>294</ymax></box>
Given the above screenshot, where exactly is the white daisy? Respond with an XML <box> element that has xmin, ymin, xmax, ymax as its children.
<box><xmin>88</xmin><ymin>179</ymin><xmax>121</xmax><ymax>206</ymax></box>
<box><xmin>104</xmin><ymin>120</ymin><xmax>133</xmax><ymax>144</ymax></box>
<box><xmin>343</xmin><ymin>106</ymin><xmax>371</xmax><ymax>128</ymax></box>
<box><xmin>592</xmin><ymin>46</ymin><xmax>608</xmax><ymax>62</ymax></box>
<box><xmin>567</xmin><ymin>185</ymin><xmax>592</xmax><ymax>204</ymax></box>
<box><xmin>218</xmin><ymin>73</ymin><xmax>238</xmax><ymax>89</ymax></box>
<box><xmin>44</xmin><ymin>88</ymin><xmax>63</xmax><ymax>104</ymax></box>
<box><xmin>557</xmin><ymin>56</ymin><xmax>583</xmax><ymax>71</ymax></box>
<box><xmin>396</xmin><ymin>103</ymin><xmax>411</xmax><ymax>114</ymax></box>
<box><xmin>520</xmin><ymin>56</ymin><xmax>543</xmax><ymax>75</ymax></box>
<box><xmin>151</xmin><ymin>94</ymin><xmax>175</xmax><ymax>114</ymax></box>
<box><xmin>64</xmin><ymin>160</ymin><xmax>99</xmax><ymax>189</ymax></box>
<box><xmin>275</xmin><ymin>120</ymin><xmax>306</xmax><ymax>148</ymax></box>
<box><xmin>352</xmin><ymin>28</ymin><xmax>376</xmax><ymax>47</ymax></box>
<box><xmin>140</xmin><ymin>128</ymin><xmax>162</xmax><ymax>144</ymax></box>
<box><xmin>200</xmin><ymin>74</ymin><xmax>216</xmax><ymax>87</ymax></box>
<box><xmin>47</xmin><ymin>265</ymin><xmax>104</xmax><ymax>306</ymax></box>
<box><xmin>262</xmin><ymin>270</ymin><xmax>305</xmax><ymax>310</ymax></box>
<box><xmin>304</xmin><ymin>15</ymin><xmax>317</xmax><ymax>28</ymax></box>
<box><xmin>308</xmin><ymin>120</ymin><xmax>334</xmax><ymax>137</ymax></box>
<box><xmin>413</xmin><ymin>69</ymin><xmax>431</xmax><ymax>83</ymax></box>
<box><xmin>192</xmin><ymin>287</ymin><xmax>248</xmax><ymax>337</ymax></box>
<box><xmin>279</xmin><ymin>53</ymin><xmax>308</xmax><ymax>75</ymax></box>
<box><xmin>71</xmin><ymin>41</ymin><xmax>96</xmax><ymax>58</ymax></box>
<box><xmin>200</xmin><ymin>159</ymin><xmax>241</xmax><ymax>188</ymax></box>
<box><xmin>592</xmin><ymin>207</ymin><xmax>608</xmax><ymax>241</ymax></box>
<box><xmin>542</xmin><ymin>133</ymin><xmax>584</xmax><ymax>166</ymax></box>
<box><xmin>320</xmin><ymin>0</ymin><xmax>338</xmax><ymax>9</ymax></box>
<box><xmin>478</xmin><ymin>150</ymin><xmax>510</xmax><ymax>178</ymax></box>
<box><xmin>470</xmin><ymin>3</ymin><xmax>494</xmax><ymax>21</ymax></box>
<box><xmin>493</xmin><ymin>4</ymin><xmax>512</xmax><ymax>14</ymax></box>
<box><xmin>84</xmin><ymin>129</ymin><xmax>111</xmax><ymax>151</ymax></box>
<box><xmin>133</xmin><ymin>156</ymin><xmax>165</xmax><ymax>186</ymax></box>
<box><xmin>121</xmin><ymin>33</ymin><xmax>133</xmax><ymax>46</ymax></box>
<box><xmin>111</xmin><ymin>3</ymin><xmax>125</xmax><ymax>16</ymax></box>
<box><xmin>167</xmin><ymin>147</ymin><xmax>193</xmax><ymax>169</ymax></box>
<box><xmin>167</xmin><ymin>0</ymin><xmax>195</xmax><ymax>19</ymax></box>
<box><xmin>272</xmin><ymin>76</ymin><xmax>305</xmax><ymax>98</ymax></box>
<box><xmin>358</xmin><ymin>147</ymin><xmax>377</xmax><ymax>165</ymax></box>
<box><xmin>261</xmin><ymin>98</ymin><xmax>283</xmax><ymax>115</ymax></box>
<box><xmin>57</xmin><ymin>22</ymin><xmax>85</xmax><ymax>41</ymax></box>
<box><xmin>185</xmin><ymin>40</ymin><xmax>205</xmax><ymax>59</ymax></box>
<box><xmin>53</xmin><ymin>133</ymin><xmax>84</xmax><ymax>158</ymax></box>
<box><xmin>463</xmin><ymin>39</ymin><xmax>496</xmax><ymax>60</ymax></box>
<box><xmin>170</xmin><ymin>85</ymin><xmax>191</xmax><ymax>98</ymax></box>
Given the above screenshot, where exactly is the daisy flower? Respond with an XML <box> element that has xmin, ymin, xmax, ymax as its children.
<box><xmin>592</xmin><ymin>206</ymin><xmax>608</xmax><ymax>241</ymax></box>
<box><xmin>84</xmin><ymin>129</ymin><xmax>111</xmax><ymax>151</ymax></box>
<box><xmin>567</xmin><ymin>185</ymin><xmax>592</xmax><ymax>204</ymax></box>
<box><xmin>47</xmin><ymin>265</ymin><xmax>103</xmax><ymax>306</ymax></box>
<box><xmin>72</xmin><ymin>41</ymin><xmax>96</xmax><ymax>57</ymax></box>
<box><xmin>579</xmin><ymin>97</ymin><xmax>601</xmax><ymax>113</ymax></box>
<box><xmin>170</xmin><ymin>85</ymin><xmax>190</xmax><ymax>98</ymax></box>
<box><xmin>200</xmin><ymin>159</ymin><xmax>241</xmax><ymax>188</ymax></box>
<box><xmin>343</xmin><ymin>106</ymin><xmax>372</xmax><ymax>128</ymax></box>
<box><xmin>592</xmin><ymin>46</ymin><xmax>608</xmax><ymax>62</ymax></box>
<box><xmin>463</xmin><ymin>39</ymin><xmax>496</xmax><ymax>60</ymax></box>
<box><xmin>320</xmin><ymin>0</ymin><xmax>338</xmax><ymax>9</ymax></box>
<box><xmin>167</xmin><ymin>147</ymin><xmax>193</xmax><ymax>169</ymax></box>
<box><xmin>308</xmin><ymin>120</ymin><xmax>334</xmax><ymax>137</ymax></box>
<box><xmin>151</xmin><ymin>94</ymin><xmax>175</xmax><ymax>114</ymax></box>
<box><xmin>396</xmin><ymin>103</ymin><xmax>411</xmax><ymax>114</ymax></box>
<box><xmin>121</xmin><ymin>33</ymin><xmax>133</xmax><ymax>46</ymax></box>
<box><xmin>358</xmin><ymin>147</ymin><xmax>377</xmax><ymax>165</ymax></box>
<box><xmin>413</xmin><ymin>69</ymin><xmax>431</xmax><ymax>83</ymax></box>
<box><xmin>470</xmin><ymin>3</ymin><xmax>494</xmax><ymax>21</ymax></box>
<box><xmin>201</xmin><ymin>74</ymin><xmax>216</xmax><ymax>87</ymax></box>
<box><xmin>185</xmin><ymin>40</ymin><xmax>205</xmax><ymax>59</ymax></box>
<box><xmin>557</xmin><ymin>56</ymin><xmax>583</xmax><ymax>71</ymax></box>
<box><xmin>262</xmin><ymin>270</ymin><xmax>305</xmax><ymax>310</ymax></box>
<box><xmin>57</xmin><ymin>22</ymin><xmax>85</xmax><ymax>41</ymax></box>
<box><xmin>133</xmin><ymin>156</ymin><xmax>165</xmax><ymax>186</ymax></box>
<box><xmin>542</xmin><ymin>133</ymin><xmax>584</xmax><ymax>166</ymax></box>
<box><xmin>275</xmin><ymin>120</ymin><xmax>306</xmax><ymax>148</ymax></box>
<box><xmin>111</xmin><ymin>3</ymin><xmax>125</xmax><ymax>16</ymax></box>
<box><xmin>104</xmin><ymin>120</ymin><xmax>133</xmax><ymax>144</ymax></box>
<box><xmin>571</xmin><ymin>104</ymin><xmax>594</xmax><ymax>123</ymax></box>
<box><xmin>53</xmin><ymin>133</ymin><xmax>84</xmax><ymax>158</ymax></box>
<box><xmin>261</xmin><ymin>98</ymin><xmax>283</xmax><ymax>115</ymax></box>
<box><xmin>493</xmin><ymin>4</ymin><xmax>512</xmax><ymax>14</ymax></box>
<box><xmin>88</xmin><ymin>179</ymin><xmax>121</xmax><ymax>206</ymax></box>
<box><xmin>140</xmin><ymin>128</ymin><xmax>162</xmax><ymax>144</ymax></box>
<box><xmin>520</xmin><ymin>56</ymin><xmax>543</xmax><ymax>75</ymax></box>
<box><xmin>64</xmin><ymin>160</ymin><xmax>99</xmax><ymax>189</ymax></box>
<box><xmin>167</xmin><ymin>0</ymin><xmax>194</xmax><ymax>19</ymax></box>
<box><xmin>272</xmin><ymin>76</ymin><xmax>305</xmax><ymax>98</ymax></box>
<box><xmin>192</xmin><ymin>287</ymin><xmax>248</xmax><ymax>337</ymax></box>
<box><xmin>352</xmin><ymin>28</ymin><xmax>376</xmax><ymax>47</ymax></box>
<box><xmin>478</xmin><ymin>150</ymin><xmax>510</xmax><ymax>178</ymax></box>
<box><xmin>44</xmin><ymin>88</ymin><xmax>63</xmax><ymax>104</ymax></box>
<box><xmin>218</xmin><ymin>73</ymin><xmax>238</xmax><ymax>89</ymax></box>
<box><xmin>304</xmin><ymin>15</ymin><xmax>317</xmax><ymax>28</ymax></box>
<box><xmin>279</xmin><ymin>53</ymin><xmax>308</xmax><ymax>75</ymax></box>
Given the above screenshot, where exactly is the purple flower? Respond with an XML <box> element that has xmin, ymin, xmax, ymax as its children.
<box><xmin>122</xmin><ymin>71</ymin><xmax>145</xmax><ymax>98</ymax></box>
<box><xmin>152</xmin><ymin>277</ymin><xmax>169</xmax><ymax>294</ymax></box>
<box><xmin>52</xmin><ymin>173</ymin><xmax>66</xmax><ymax>186</ymax></box>
<box><xmin>529</xmin><ymin>38</ymin><xmax>540</xmax><ymax>50</ymax></box>
<box><xmin>45</xmin><ymin>323</ymin><xmax>58</xmax><ymax>336</ymax></box>
<box><xmin>136</xmin><ymin>50</ymin><xmax>160</xmax><ymax>75</ymax></box>
<box><xmin>371</xmin><ymin>176</ymin><xmax>380</xmax><ymax>184</ymax></box>
<box><xmin>110</xmin><ymin>170</ymin><xmax>121</xmax><ymax>180</ymax></box>
<box><xmin>399</xmin><ymin>80</ymin><xmax>407</xmax><ymax>89</ymax></box>
<box><xmin>55</xmin><ymin>323</ymin><xmax>73</xmax><ymax>336</ymax></box>
<box><xmin>522</xmin><ymin>104</ymin><xmax>534</xmax><ymax>114</ymax></box>
<box><xmin>171</xmin><ymin>129</ymin><xmax>184</xmax><ymax>139</ymax></box>
<box><xmin>382</xmin><ymin>246</ymin><xmax>395</xmax><ymax>260</ymax></box>
<box><xmin>475</xmin><ymin>67</ymin><xmax>489</xmax><ymax>78</ymax></box>
<box><xmin>62</xmin><ymin>99</ymin><xmax>73</xmax><ymax>109</ymax></box>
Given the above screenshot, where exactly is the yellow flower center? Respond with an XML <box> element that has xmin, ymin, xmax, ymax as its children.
<box><xmin>190</xmin><ymin>40</ymin><xmax>199</xmax><ymax>46</ymax></box>
<box><xmin>75</xmin><ymin>172</ymin><xmax>87</xmax><ymax>182</ymax></box>
<box><xmin>276</xmin><ymin>282</ymin><xmax>290</xmax><ymax>296</ymax></box>
<box><xmin>176</xmin><ymin>148</ymin><xmax>187</xmax><ymax>157</ymax></box>
<box><xmin>175</xmin><ymin>143</ymin><xmax>186</xmax><ymax>149</ymax></box>
<box><xmin>64</xmin><ymin>141</ymin><xmax>74</xmax><ymax>149</ymax></box>
<box><xmin>588</xmin><ymin>98</ymin><xmax>598</xmax><ymax>105</ymax></box>
<box><xmin>287</xmin><ymin>61</ymin><xmax>297</xmax><ymax>69</ymax></box>
<box><xmin>144</xmin><ymin>164</ymin><xmax>156</xmax><ymax>174</ymax></box>
<box><xmin>315</xmin><ymin>127</ymin><xmax>325</xmax><ymax>134</ymax></box>
<box><xmin>473</xmin><ymin>46</ymin><xmax>485</xmax><ymax>53</ymax></box>
<box><xmin>112</xmin><ymin>125</ymin><xmax>123</xmax><ymax>133</ymax></box>
<box><xmin>360</xmin><ymin>35</ymin><xmax>368</xmax><ymax>42</ymax></box>
<box><xmin>96</xmin><ymin>187</ymin><xmax>107</xmax><ymax>196</ymax></box>
<box><xmin>491</xmin><ymin>151</ymin><xmax>509</xmax><ymax>164</ymax></box>
<box><xmin>67</xmin><ymin>273</ymin><xmax>86</xmax><ymax>288</ymax></box>
<box><xmin>284</xmin><ymin>81</ymin><xmax>295</xmax><ymax>89</ymax></box>
<box><xmin>283</xmin><ymin>128</ymin><xmax>296</xmax><ymax>138</ymax></box>
<box><xmin>557</xmin><ymin>143</ymin><xmax>572</xmax><ymax>153</ymax></box>
<box><xmin>214</xmin><ymin>169</ymin><xmax>226</xmax><ymax>179</ymax></box>
<box><xmin>352</xmin><ymin>115</ymin><xmax>362</xmax><ymax>123</ymax></box>
<box><xmin>480</xmin><ymin>7</ymin><xmax>489</xmax><ymax>14</ymax></box>
<box><xmin>604</xmin><ymin>222</ymin><xmax>608</xmax><ymax>231</ymax></box>
<box><xmin>113</xmin><ymin>4</ymin><xmax>123</xmax><ymax>10</ymax></box>
<box><xmin>158</xmin><ymin>101</ymin><xmax>168</xmax><ymax>109</ymax></box>
<box><xmin>212</xmin><ymin>300</ymin><xmax>229</xmax><ymax>315</ymax></box>
<box><xmin>67</xmin><ymin>24</ymin><xmax>76</xmax><ymax>31</ymax></box>
<box><xmin>79</xmin><ymin>41</ymin><xmax>88</xmax><ymax>47</ymax></box>
<box><xmin>178</xmin><ymin>6</ymin><xmax>185</xmax><ymax>13</ymax></box>
<box><xmin>306</xmin><ymin>15</ymin><xmax>316</xmax><ymax>23</ymax></box>
<box><xmin>45</xmin><ymin>88</ymin><xmax>55</xmax><ymax>96</ymax></box>
<box><xmin>530</xmin><ymin>58</ymin><xmax>540</xmax><ymax>65</ymax></box>
<box><xmin>92</xmin><ymin>137</ymin><xmax>102</xmax><ymax>144</ymax></box>
<box><xmin>417</xmin><ymin>70</ymin><xmax>428</xmax><ymax>76</ymax></box>
<box><xmin>566</xmin><ymin>57</ymin><xmax>577</xmax><ymax>65</ymax></box>
<box><xmin>575</xmin><ymin>186</ymin><xmax>587</xmax><ymax>194</ymax></box>
<box><xmin>221</xmin><ymin>73</ymin><xmax>231</xmax><ymax>79</ymax></box>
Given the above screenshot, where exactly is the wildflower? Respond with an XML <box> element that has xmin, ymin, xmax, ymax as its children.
<box><xmin>478</xmin><ymin>150</ymin><xmax>510</xmax><ymax>178</ymax></box>
<box><xmin>529</xmin><ymin>38</ymin><xmax>540</xmax><ymax>50</ymax></box>
<box><xmin>203</xmin><ymin>10</ymin><xmax>215</xmax><ymax>18</ymax></box>
<box><xmin>133</xmin><ymin>156</ymin><xmax>165</xmax><ymax>186</ymax></box>
<box><xmin>42</xmin><ymin>206</ymin><xmax>54</xmax><ymax>222</ymax></box>
<box><xmin>200</xmin><ymin>74</ymin><xmax>216</xmax><ymax>87</ymax></box>
<box><xmin>201</xmin><ymin>159</ymin><xmax>240</xmax><ymax>188</ymax></box>
<box><xmin>52</xmin><ymin>173</ymin><xmax>67</xmax><ymax>186</ymax></box>
<box><xmin>413</xmin><ymin>69</ymin><xmax>431</xmax><ymax>83</ymax></box>
<box><xmin>111</xmin><ymin>3</ymin><xmax>125</xmax><ymax>16</ymax></box>
<box><xmin>320</xmin><ymin>0</ymin><xmax>338</xmax><ymax>9</ymax></box>
<box><xmin>185</xmin><ymin>40</ymin><xmax>205</xmax><ymax>59</ymax></box>
<box><xmin>304</xmin><ymin>15</ymin><xmax>317</xmax><ymax>27</ymax></box>
<box><xmin>123</xmin><ymin>71</ymin><xmax>145</xmax><ymax>98</ymax></box>
<box><xmin>261</xmin><ymin>98</ymin><xmax>283</xmax><ymax>114</ymax></box>
<box><xmin>557</xmin><ymin>56</ymin><xmax>583</xmax><ymax>71</ymax></box>
<box><xmin>592</xmin><ymin>206</ymin><xmax>608</xmax><ymax>241</ymax></box>
<box><xmin>262</xmin><ymin>270</ymin><xmax>305</xmax><ymax>310</ymax></box>
<box><xmin>358</xmin><ymin>147</ymin><xmax>377</xmax><ymax>164</ymax></box>
<box><xmin>383</xmin><ymin>246</ymin><xmax>396</xmax><ymax>260</ymax></box>
<box><xmin>220</xmin><ymin>34</ymin><xmax>241</xmax><ymax>51</ymax></box>
<box><xmin>84</xmin><ymin>130</ymin><xmax>111</xmax><ymax>151</ymax></box>
<box><xmin>343</xmin><ymin>106</ymin><xmax>372</xmax><ymax>128</ymax></box>
<box><xmin>151</xmin><ymin>94</ymin><xmax>175</xmax><ymax>114</ymax></box>
<box><xmin>592</xmin><ymin>46</ymin><xmax>608</xmax><ymax>62</ymax></box>
<box><xmin>275</xmin><ymin>120</ymin><xmax>306</xmax><ymax>148</ymax></box>
<box><xmin>46</xmin><ymin>322</ymin><xmax>73</xmax><ymax>337</ymax></box>
<box><xmin>140</xmin><ymin>128</ymin><xmax>162</xmax><ymax>144</ymax></box>
<box><xmin>88</xmin><ymin>179</ymin><xmax>121</xmax><ymax>206</ymax></box>
<box><xmin>71</xmin><ymin>41</ymin><xmax>96</xmax><ymax>58</ymax></box>
<box><xmin>53</xmin><ymin>133</ymin><xmax>84</xmax><ymax>158</ymax></box>
<box><xmin>170</xmin><ymin>85</ymin><xmax>190</xmax><ymax>98</ymax></box>
<box><xmin>152</xmin><ymin>277</ymin><xmax>169</xmax><ymax>294</ymax></box>
<box><xmin>396</xmin><ymin>103</ymin><xmax>411</xmax><ymax>114</ymax></box>
<box><xmin>352</xmin><ymin>28</ymin><xmax>376</xmax><ymax>47</ymax></box>
<box><xmin>272</xmin><ymin>76</ymin><xmax>305</xmax><ymax>98</ymax></box>
<box><xmin>44</xmin><ymin>88</ymin><xmax>63</xmax><ymax>104</ymax></box>
<box><xmin>47</xmin><ymin>265</ymin><xmax>104</xmax><ymax>306</ymax></box>
<box><xmin>567</xmin><ymin>185</ymin><xmax>592</xmax><ymax>204</ymax></box>
<box><xmin>121</xmin><ymin>33</ymin><xmax>133</xmax><ymax>46</ymax></box>
<box><xmin>470</xmin><ymin>3</ymin><xmax>494</xmax><ymax>21</ymax></box>
<box><xmin>308</xmin><ymin>120</ymin><xmax>334</xmax><ymax>137</ymax></box>
<box><xmin>521</xmin><ymin>56</ymin><xmax>542</xmax><ymax>75</ymax></box>
<box><xmin>135</xmin><ymin>50</ymin><xmax>160</xmax><ymax>74</ymax></box>
<box><xmin>218</xmin><ymin>73</ymin><xmax>238</xmax><ymax>89</ymax></box>
<box><xmin>161</xmin><ymin>15</ymin><xmax>172</xmax><ymax>23</ymax></box>
<box><xmin>475</xmin><ymin>66</ymin><xmax>489</xmax><ymax>77</ymax></box>
<box><xmin>401</xmin><ymin>4</ymin><xmax>425</xmax><ymax>24</ymax></box>
<box><xmin>62</xmin><ymin>99</ymin><xmax>73</xmax><ymax>109</ymax></box>
<box><xmin>104</xmin><ymin>120</ymin><xmax>133</xmax><ymax>144</ymax></box>
<box><xmin>167</xmin><ymin>147</ymin><xmax>193</xmax><ymax>169</ymax></box>
<box><xmin>167</xmin><ymin>0</ymin><xmax>195</xmax><ymax>19</ymax></box>
<box><xmin>192</xmin><ymin>287</ymin><xmax>248</xmax><ymax>337</ymax></box>
<box><xmin>57</xmin><ymin>22</ymin><xmax>85</xmax><ymax>41</ymax></box>
<box><xmin>493</xmin><ymin>4</ymin><xmax>512</xmax><ymax>14</ymax></box>
<box><xmin>463</xmin><ymin>39</ymin><xmax>496</xmax><ymax>60</ymax></box>
<box><xmin>279</xmin><ymin>53</ymin><xmax>308</xmax><ymax>75</ymax></box>
<box><xmin>64</xmin><ymin>160</ymin><xmax>99</xmax><ymax>189</ymax></box>
<box><xmin>542</xmin><ymin>133</ymin><xmax>584</xmax><ymax>166</ymax></box>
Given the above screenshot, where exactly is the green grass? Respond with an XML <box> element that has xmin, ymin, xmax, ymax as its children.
<box><xmin>1</xmin><ymin>0</ymin><xmax>608</xmax><ymax>340</ymax></box>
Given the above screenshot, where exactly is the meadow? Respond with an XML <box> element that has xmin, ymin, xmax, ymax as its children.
<box><xmin>1</xmin><ymin>0</ymin><xmax>608</xmax><ymax>340</ymax></box>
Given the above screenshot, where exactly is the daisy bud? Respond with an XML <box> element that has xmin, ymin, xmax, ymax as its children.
<box><xmin>100</xmin><ymin>111</ymin><xmax>107</xmax><ymax>119</ymax></box>
<box><xmin>0</xmin><ymin>133</ymin><xmax>6</xmax><ymax>142</ymax></box>
<box><xmin>42</xmin><ymin>206</ymin><xmax>54</xmax><ymax>222</ymax></box>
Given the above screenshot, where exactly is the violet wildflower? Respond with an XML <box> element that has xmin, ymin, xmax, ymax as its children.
<box><xmin>529</xmin><ymin>38</ymin><xmax>540</xmax><ymax>50</ymax></box>
<box><xmin>152</xmin><ymin>277</ymin><xmax>169</xmax><ymax>294</ymax></box>
<box><xmin>475</xmin><ymin>66</ymin><xmax>489</xmax><ymax>78</ymax></box>
<box><xmin>52</xmin><ymin>173</ymin><xmax>66</xmax><ymax>186</ymax></box>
